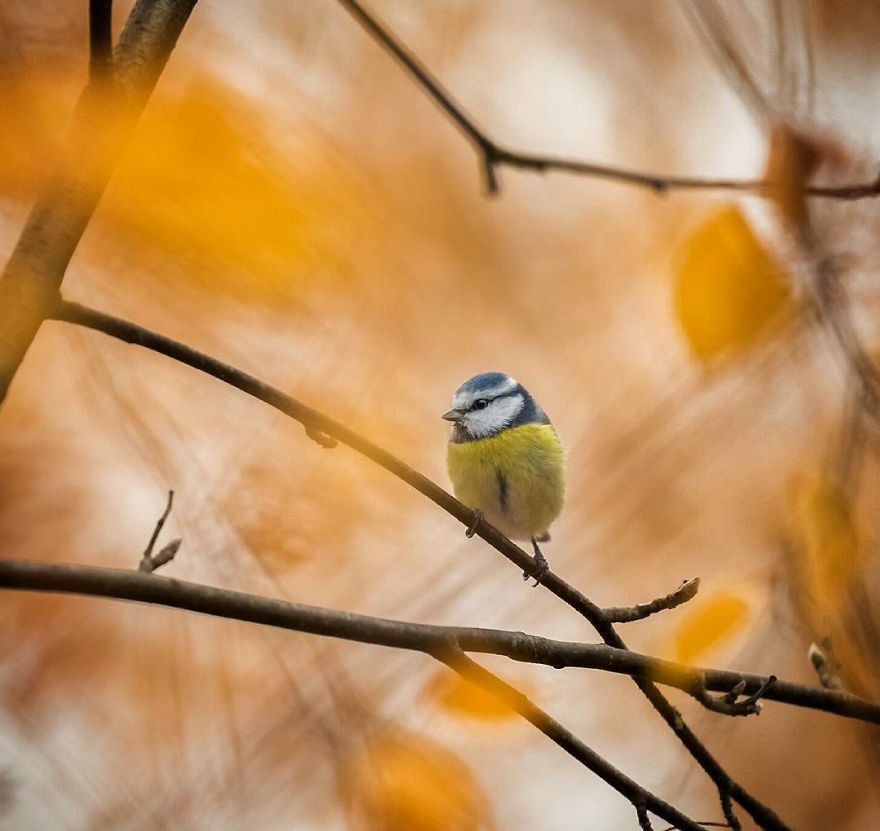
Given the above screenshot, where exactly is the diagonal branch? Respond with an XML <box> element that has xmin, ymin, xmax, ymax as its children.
<box><xmin>53</xmin><ymin>300</ymin><xmax>788</xmax><ymax>830</ymax></box>
<box><xmin>0</xmin><ymin>0</ymin><xmax>198</xmax><ymax>405</ymax></box>
<box><xmin>332</xmin><ymin>0</ymin><xmax>879</xmax><ymax>202</ymax></box>
<box><xmin>2</xmin><ymin>559</ymin><xmax>879</xmax><ymax>725</ymax></box>
<box><xmin>0</xmin><ymin>558</ymin><xmax>705</xmax><ymax>831</ymax></box>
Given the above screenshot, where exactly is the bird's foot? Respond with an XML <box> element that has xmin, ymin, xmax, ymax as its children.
<box><xmin>523</xmin><ymin>540</ymin><xmax>549</xmax><ymax>586</ymax></box>
<box><xmin>465</xmin><ymin>509</ymin><xmax>483</xmax><ymax>539</ymax></box>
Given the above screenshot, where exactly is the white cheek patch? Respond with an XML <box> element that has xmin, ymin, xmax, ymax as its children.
<box><xmin>464</xmin><ymin>393</ymin><xmax>524</xmax><ymax>438</ymax></box>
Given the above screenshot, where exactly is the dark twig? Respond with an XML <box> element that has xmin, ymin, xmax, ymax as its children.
<box><xmin>3</xmin><ymin>560</ymin><xmax>879</xmax><ymax>726</ymax></box>
<box><xmin>51</xmin><ymin>300</ymin><xmax>790</xmax><ymax>830</ymax></box>
<box><xmin>138</xmin><ymin>490</ymin><xmax>180</xmax><ymax>573</ymax></box>
<box><xmin>636</xmin><ymin>803</ymin><xmax>654</xmax><ymax>830</ymax></box>
<box><xmin>695</xmin><ymin>676</ymin><xmax>777</xmax><ymax>717</ymax></box>
<box><xmin>602</xmin><ymin>578</ymin><xmax>700</xmax><ymax>624</ymax></box>
<box><xmin>332</xmin><ymin>0</ymin><xmax>880</xmax><ymax>202</ymax></box>
<box><xmin>89</xmin><ymin>0</ymin><xmax>114</xmax><ymax>82</ymax></box>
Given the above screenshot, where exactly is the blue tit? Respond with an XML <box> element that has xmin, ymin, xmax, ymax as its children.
<box><xmin>443</xmin><ymin>372</ymin><xmax>565</xmax><ymax>581</ymax></box>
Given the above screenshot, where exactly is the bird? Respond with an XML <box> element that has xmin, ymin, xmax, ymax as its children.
<box><xmin>443</xmin><ymin>372</ymin><xmax>565</xmax><ymax>582</ymax></box>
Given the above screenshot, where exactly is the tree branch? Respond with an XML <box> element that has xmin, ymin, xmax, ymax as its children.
<box><xmin>0</xmin><ymin>558</ymin><xmax>707</xmax><ymax>831</ymax></box>
<box><xmin>2</xmin><ymin>559</ymin><xmax>878</xmax><ymax>726</ymax></box>
<box><xmin>332</xmin><ymin>0</ymin><xmax>880</xmax><ymax>202</ymax></box>
<box><xmin>0</xmin><ymin>0</ymin><xmax>197</xmax><ymax>405</ymax></box>
<box><xmin>50</xmin><ymin>299</ymin><xmax>788</xmax><ymax>830</ymax></box>
<box><xmin>440</xmin><ymin>649</ymin><xmax>703</xmax><ymax>831</ymax></box>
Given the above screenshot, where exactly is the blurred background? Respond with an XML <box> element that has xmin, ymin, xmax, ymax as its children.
<box><xmin>1</xmin><ymin>1</ymin><xmax>880</xmax><ymax>828</ymax></box>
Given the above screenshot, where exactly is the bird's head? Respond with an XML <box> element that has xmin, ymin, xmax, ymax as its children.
<box><xmin>443</xmin><ymin>372</ymin><xmax>546</xmax><ymax>441</ymax></box>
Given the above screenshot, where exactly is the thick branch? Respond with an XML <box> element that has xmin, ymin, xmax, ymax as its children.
<box><xmin>2</xmin><ymin>559</ymin><xmax>878</xmax><ymax>726</ymax></box>
<box><xmin>0</xmin><ymin>0</ymin><xmax>197</xmax><ymax>404</ymax></box>
<box><xmin>0</xmin><ymin>558</ymin><xmax>705</xmax><ymax>831</ymax></box>
<box><xmin>51</xmin><ymin>300</ymin><xmax>788</xmax><ymax>830</ymax></box>
<box><xmin>333</xmin><ymin>0</ymin><xmax>880</xmax><ymax>201</ymax></box>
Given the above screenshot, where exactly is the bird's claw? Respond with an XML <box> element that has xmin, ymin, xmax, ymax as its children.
<box><xmin>465</xmin><ymin>509</ymin><xmax>482</xmax><ymax>538</ymax></box>
<box><xmin>522</xmin><ymin>547</ymin><xmax>549</xmax><ymax>587</ymax></box>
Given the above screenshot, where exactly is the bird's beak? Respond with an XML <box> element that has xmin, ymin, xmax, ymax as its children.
<box><xmin>442</xmin><ymin>408</ymin><xmax>464</xmax><ymax>423</ymax></box>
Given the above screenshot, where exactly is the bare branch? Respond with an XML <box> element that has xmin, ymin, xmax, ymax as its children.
<box><xmin>439</xmin><ymin>649</ymin><xmax>704</xmax><ymax>831</ymax></box>
<box><xmin>332</xmin><ymin>0</ymin><xmax>880</xmax><ymax>202</ymax></box>
<box><xmin>50</xmin><ymin>299</ymin><xmax>790</xmax><ymax>830</ymax></box>
<box><xmin>602</xmin><ymin>578</ymin><xmax>701</xmax><ymax>624</ymax></box>
<box><xmin>138</xmin><ymin>490</ymin><xmax>180</xmax><ymax>573</ymax></box>
<box><xmin>3</xmin><ymin>560</ymin><xmax>878</xmax><ymax>724</ymax></box>
<box><xmin>0</xmin><ymin>0</ymin><xmax>197</xmax><ymax>405</ymax></box>
<box><xmin>0</xmin><ymin>558</ymin><xmax>705</xmax><ymax>831</ymax></box>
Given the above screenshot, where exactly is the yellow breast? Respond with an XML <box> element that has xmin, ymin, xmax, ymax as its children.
<box><xmin>446</xmin><ymin>423</ymin><xmax>565</xmax><ymax>541</ymax></box>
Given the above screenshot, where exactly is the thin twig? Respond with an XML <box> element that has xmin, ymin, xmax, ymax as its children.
<box><xmin>138</xmin><ymin>490</ymin><xmax>180</xmax><ymax>573</ymax></box>
<box><xmin>602</xmin><ymin>578</ymin><xmax>700</xmax><ymax>623</ymax></box>
<box><xmin>50</xmin><ymin>300</ymin><xmax>790</xmax><ymax>830</ymax></box>
<box><xmin>332</xmin><ymin>0</ymin><xmax>879</xmax><ymax>202</ymax></box>
<box><xmin>695</xmin><ymin>676</ymin><xmax>777</xmax><ymax>717</ymax></box>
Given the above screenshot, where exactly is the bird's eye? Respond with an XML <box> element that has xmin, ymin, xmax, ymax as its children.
<box><xmin>472</xmin><ymin>399</ymin><xmax>489</xmax><ymax>410</ymax></box>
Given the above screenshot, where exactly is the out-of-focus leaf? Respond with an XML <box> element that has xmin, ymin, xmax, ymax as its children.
<box><xmin>673</xmin><ymin>591</ymin><xmax>749</xmax><ymax>664</ymax></box>
<box><xmin>104</xmin><ymin>78</ymin><xmax>376</xmax><ymax>303</ymax></box>
<box><xmin>787</xmin><ymin>472</ymin><xmax>865</xmax><ymax>617</ymax></box>
<box><xmin>346</xmin><ymin>733</ymin><xmax>491</xmax><ymax>831</ymax></box>
<box><xmin>424</xmin><ymin>670</ymin><xmax>518</xmax><ymax>722</ymax></box>
<box><xmin>674</xmin><ymin>206</ymin><xmax>790</xmax><ymax>361</ymax></box>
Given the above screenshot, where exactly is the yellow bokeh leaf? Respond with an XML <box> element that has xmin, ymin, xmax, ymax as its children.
<box><xmin>424</xmin><ymin>669</ymin><xmax>518</xmax><ymax>722</ymax></box>
<box><xmin>673</xmin><ymin>591</ymin><xmax>749</xmax><ymax>664</ymax></box>
<box><xmin>787</xmin><ymin>472</ymin><xmax>865</xmax><ymax>617</ymax></box>
<box><xmin>346</xmin><ymin>733</ymin><xmax>490</xmax><ymax>831</ymax></box>
<box><xmin>674</xmin><ymin>206</ymin><xmax>790</xmax><ymax>360</ymax></box>
<box><xmin>103</xmin><ymin>78</ymin><xmax>376</xmax><ymax>302</ymax></box>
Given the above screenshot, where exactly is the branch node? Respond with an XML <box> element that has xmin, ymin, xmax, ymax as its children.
<box><xmin>696</xmin><ymin>675</ymin><xmax>777</xmax><ymax>717</ymax></box>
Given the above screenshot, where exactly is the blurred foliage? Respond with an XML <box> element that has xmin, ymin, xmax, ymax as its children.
<box><xmin>345</xmin><ymin>733</ymin><xmax>491</xmax><ymax>831</ymax></box>
<box><xmin>674</xmin><ymin>205</ymin><xmax>791</xmax><ymax>360</ymax></box>
<box><xmin>672</xmin><ymin>590</ymin><xmax>750</xmax><ymax>664</ymax></box>
<box><xmin>423</xmin><ymin>670</ymin><xmax>519</xmax><ymax>723</ymax></box>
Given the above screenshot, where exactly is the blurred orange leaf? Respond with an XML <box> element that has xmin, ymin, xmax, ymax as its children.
<box><xmin>347</xmin><ymin>733</ymin><xmax>491</xmax><ymax>831</ymax></box>
<box><xmin>424</xmin><ymin>670</ymin><xmax>518</xmax><ymax>722</ymax></box>
<box><xmin>674</xmin><ymin>205</ymin><xmax>790</xmax><ymax>361</ymax></box>
<box><xmin>787</xmin><ymin>472</ymin><xmax>865</xmax><ymax>616</ymax></box>
<box><xmin>104</xmin><ymin>78</ymin><xmax>376</xmax><ymax>302</ymax></box>
<box><xmin>673</xmin><ymin>591</ymin><xmax>749</xmax><ymax>664</ymax></box>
